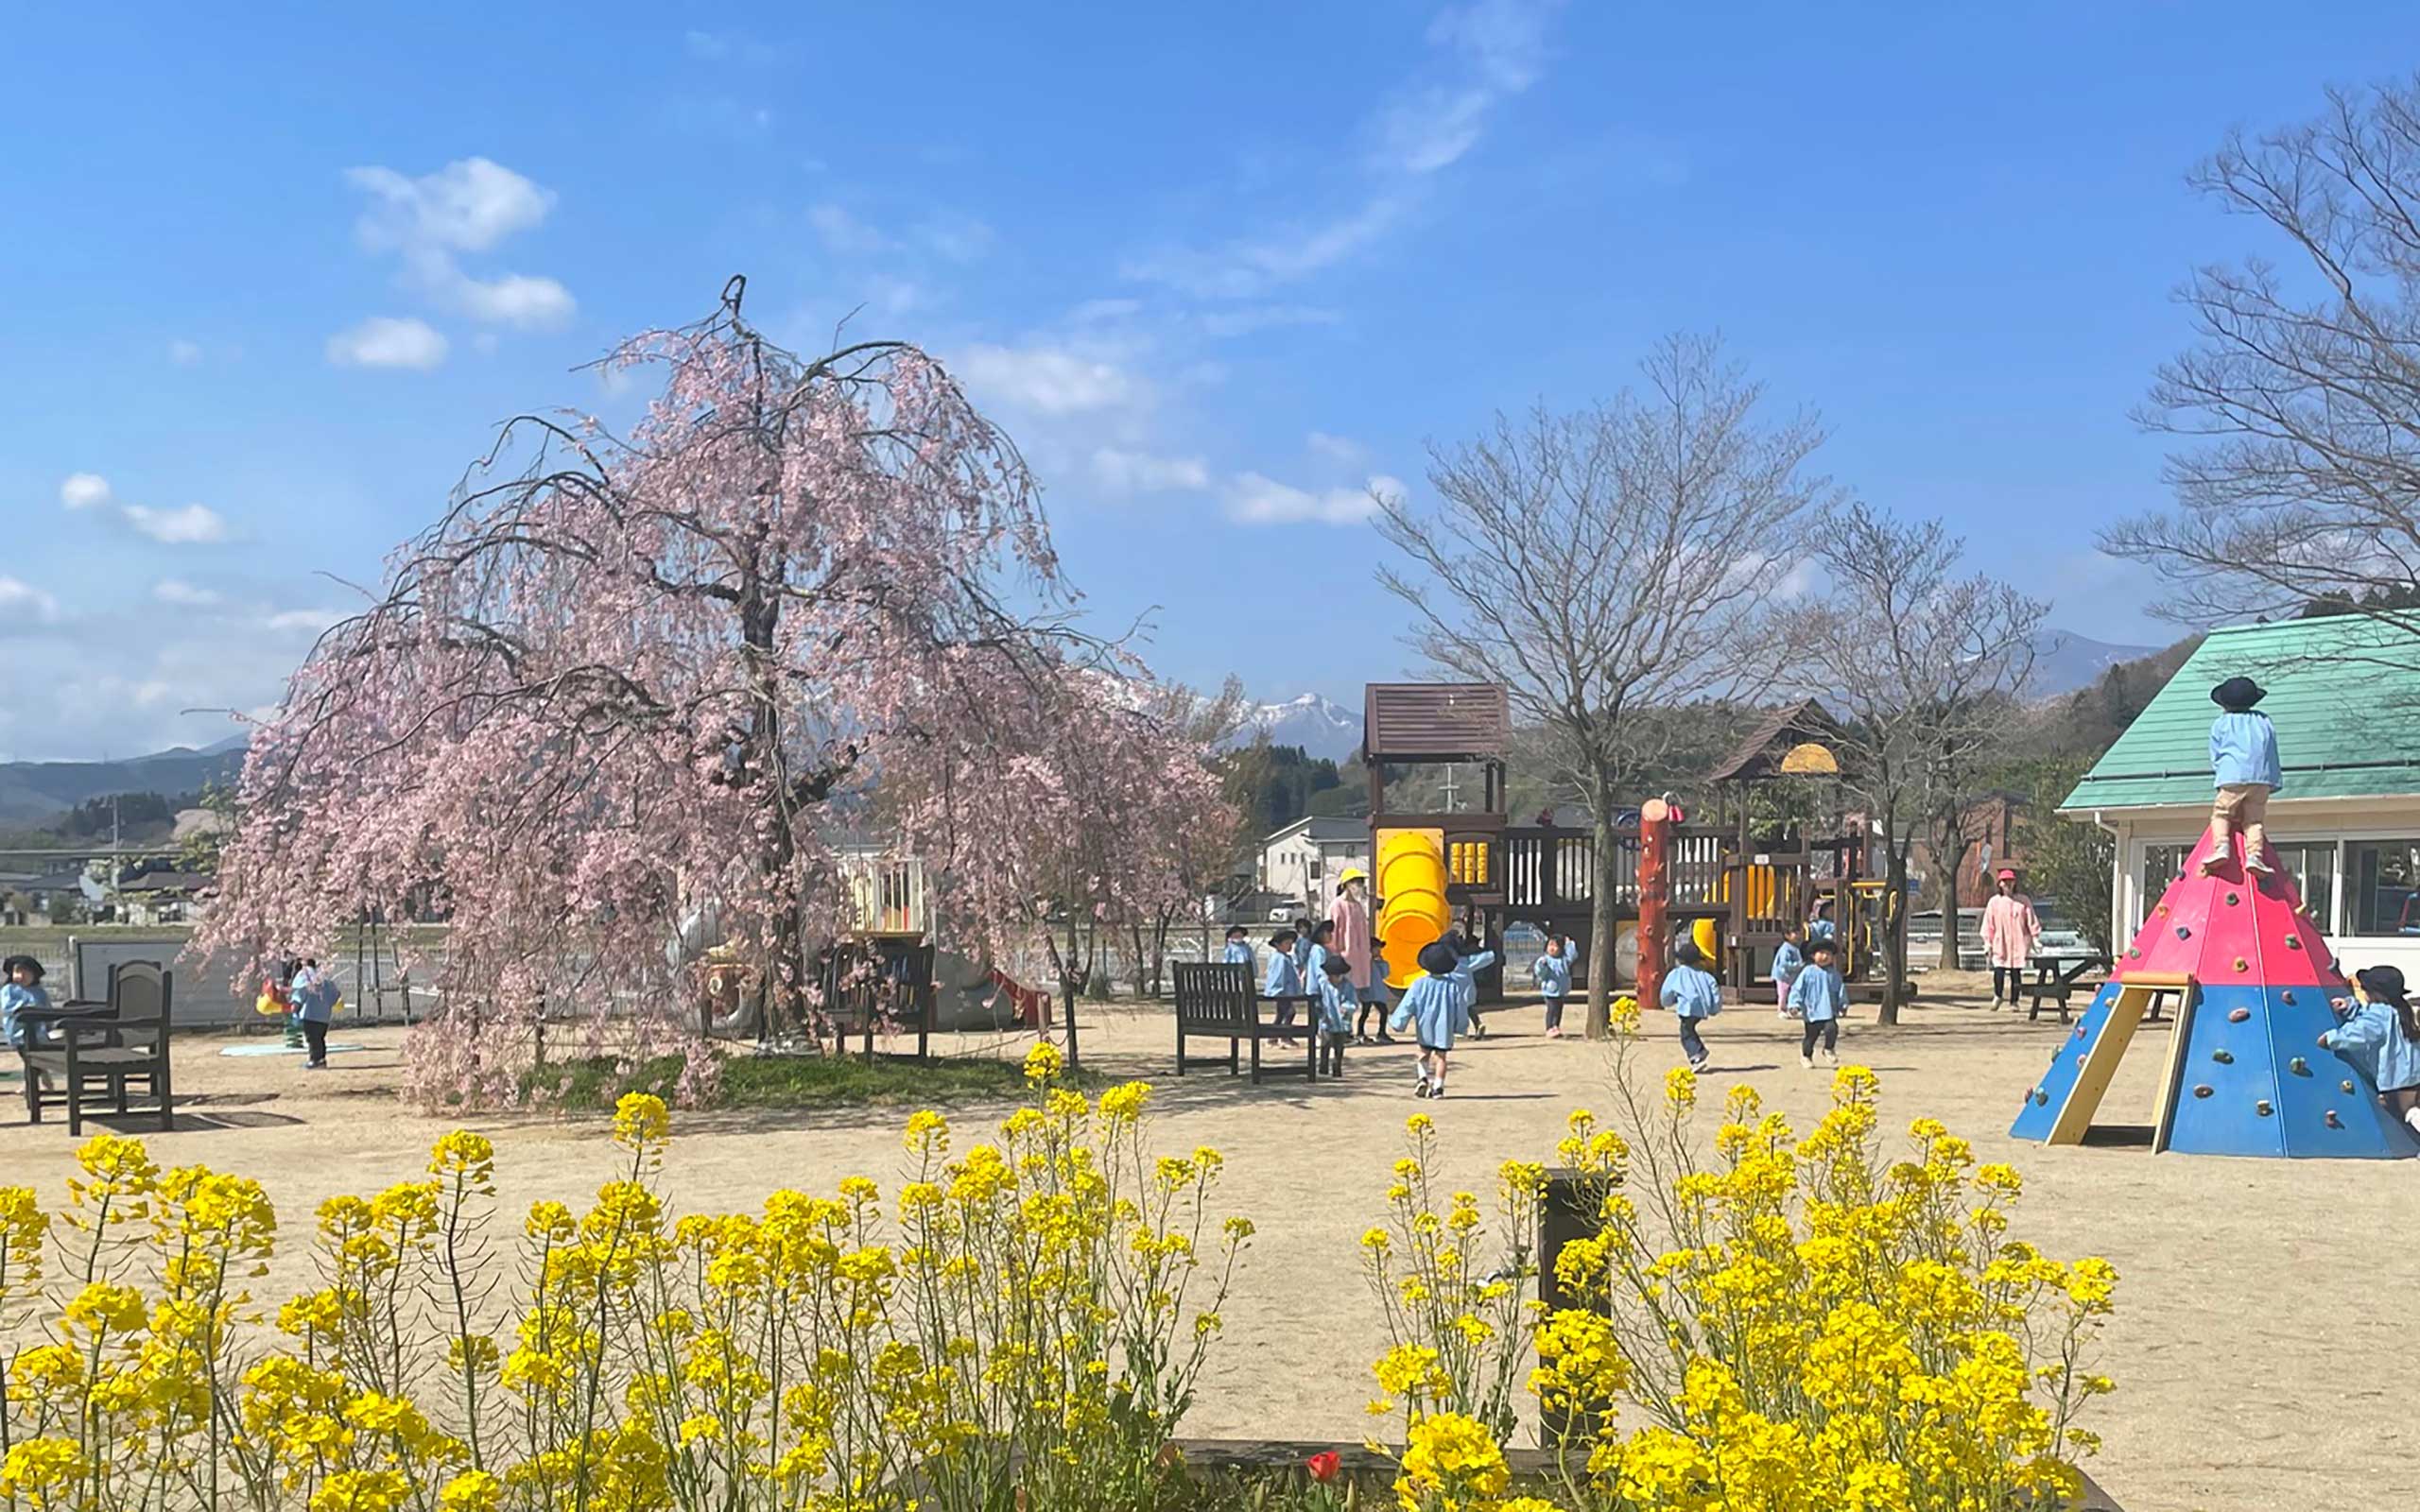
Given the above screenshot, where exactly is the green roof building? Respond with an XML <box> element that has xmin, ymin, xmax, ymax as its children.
<box><xmin>2062</xmin><ymin>616</ymin><xmax>2420</xmax><ymax>966</ymax></box>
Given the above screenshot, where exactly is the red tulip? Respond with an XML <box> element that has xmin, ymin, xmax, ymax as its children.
<box><xmin>1306</xmin><ymin>1451</ymin><xmax>1341</xmax><ymax>1484</ymax></box>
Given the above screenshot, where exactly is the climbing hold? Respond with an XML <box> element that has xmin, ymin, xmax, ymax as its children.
<box><xmin>2343</xmin><ymin>1080</ymin><xmax>2359</xmax><ymax>1094</ymax></box>
<box><xmin>2031</xmin><ymin>1090</ymin><xmax>2048</xmax><ymax>1107</ymax></box>
<box><xmin>2289</xmin><ymin>1057</ymin><xmax>2309</xmax><ymax>1075</ymax></box>
<box><xmin>2212</xmin><ymin>1048</ymin><xmax>2235</xmax><ymax>1064</ymax></box>
<box><xmin>2326</xmin><ymin>1110</ymin><xmax>2345</xmax><ymax>1129</ymax></box>
<box><xmin>2128</xmin><ymin>947</ymin><xmax>2141</xmax><ymax>959</ymax></box>
<box><xmin>2234</xmin><ymin>956</ymin><xmax>2249</xmax><ymax>972</ymax></box>
<box><xmin>2256</xmin><ymin>1100</ymin><xmax>2274</xmax><ymax>1117</ymax></box>
<box><xmin>2176</xmin><ymin>925</ymin><xmax>2192</xmax><ymax>939</ymax></box>
<box><xmin>2192</xmin><ymin>1085</ymin><xmax>2214</xmax><ymax>1098</ymax></box>
<box><xmin>2286</xmin><ymin>934</ymin><xmax>2302</xmax><ymax>950</ymax></box>
<box><xmin>2156</xmin><ymin>902</ymin><xmax>2169</xmax><ymax>917</ymax></box>
<box><xmin>2227</xmin><ymin>1007</ymin><xmax>2251</xmax><ymax>1022</ymax></box>
<box><xmin>2282</xmin><ymin>990</ymin><xmax>2297</xmax><ymax>1005</ymax></box>
<box><xmin>2225</xmin><ymin>891</ymin><xmax>2239</xmax><ymax>905</ymax></box>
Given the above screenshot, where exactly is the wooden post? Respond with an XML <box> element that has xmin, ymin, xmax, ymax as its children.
<box><xmin>1637</xmin><ymin>799</ymin><xmax>1673</xmax><ymax>1013</ymax></box>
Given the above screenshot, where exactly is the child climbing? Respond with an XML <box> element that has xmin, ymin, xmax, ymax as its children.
<box><xmin>1771</xmin><ymin>926</ymin><xmax>1806</xmax><ymax>1021</ymax></box>
<box><xmin>1391</xmin><ymin>940</ymin><xmax>1472</xmax><ymax>1099</ymax></box>
<box><xmin>2200</xmin><ymin>676</ymin><xmax>2283</xmax><ymax>875</ymax></box>
<box><xmin>1263</xmin><ymin>928</ymin><xmax>1305</xmax><ymax>1044</ymax></box>
<box><xmin>1789</xmin><ymin>936</ymin><xmax>1846</xmax><ymax>1069</ymax></box>
<box><xmin>1660</xmin><ymin>939</ymin><xmax>1721</xmax><ymax>1071</ymax></box>
<box><xmin>1314</xmin><ymin>953</ymin><xmax>1356</xmax><ymax>1075</ymax></box>
<box><xmin>2324</xmin><ymin>965</ymin><xmax>2420</xmax><ymax>1141</ymax></box>
<box><xmin>1531</xmin><ymin>933</ymin><xmax>1573</xmax><ymax>1039</ymax></box>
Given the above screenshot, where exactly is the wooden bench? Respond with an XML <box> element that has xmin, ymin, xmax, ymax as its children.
<box><xmin>2026</xmin><ymin>952</ymin><xmax>2114</xmax><ymax>1023</ymax></box>
<box><xmin>16</xmin><ymin>960</ymin><xmax>175</xmax><ymax>1134</ymax></box>
<box><xmin>1172</xmin><ymin>962</ymin><xmax>1327</xmax><ymax>1084</ymax></box>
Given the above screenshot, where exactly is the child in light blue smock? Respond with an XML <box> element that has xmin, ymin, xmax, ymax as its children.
<box><xmin>1390</xmin><ymin>941</ymin><xmax>1471</xmax><ymax>1098</ymax></box>
<box><xmin>1289</xmin><ymin>919</ymin><xmax>1314</xmax><ymax>981</ymax></box>
<box><xmin>2</xmin><ymin>955</ymin><xmax>50</xmax><ymax>1051</ymax></box>
<box><xmin>1314</xmin><ymin>954</ymin><xmax>1356</xmax><ymax>1076</ymax></box>
<box><xmin>1771</xmin><ymin>929</ymin><xmax>1806</xmax><ymax>1021</ymax></box>
<box><xmin>2201</xmin><ymin>676</ymin><xmax>2283</xmax><ymax>876</ymax></box>
<box><xmin>1263</xmin><ymin>929</ymin><xmax>1305</xmax><ymax>1041</ymax></box>
<box><xmin>1447</xmin><ymin>932</ymin><xmax>1497</xmax><ymax>1039</ymax></box>
<box><xmin>1221</xmin><ymin>925</ymin><xmax>1256</xmax><ymax>972</ymax></box>
<box><xmin>1659</xmin><ymin>940</ymin><xmax>1720</xmax><ymax>1071</ymax></box>
<box><xmin>1531</xmin><ymin>934</ymin><xmax>1573</xmax><ymax>1038</ymax></box>
<box><xmin>1786</xmin><ymin>936</ymin><xmax>1845</xmax><ymax>1069</ymax></box>
<box><xmin>2323</xmin><ymin>964</ymin><xmax>2420</xmax><ymax>1141</ymax></box>
<box><xmin>1305</xmin><ymin>920</ymin><xmax>1336</xmax><ymax>990</ymax></box>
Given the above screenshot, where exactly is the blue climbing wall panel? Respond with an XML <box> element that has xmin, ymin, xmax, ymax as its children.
<box><xmin>2008</xmin><ymin>980</ymin><xmax>2124</xmax><ymax>1143</ymax></box>
<box><xmin>2161</xmin><ymin>984</ymin><xmax>2417</xmax><ymax>1160</ymax></box>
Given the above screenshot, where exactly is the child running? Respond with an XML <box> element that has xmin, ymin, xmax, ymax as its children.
<box><xmin>2</xmin><ymin>954</ymin><xmax>49</xmax><ymax>1051</ymax></box>
<box><xmin>1771</xmin><ymin>926</ymin><xmax>1806</xmax><ymax>1021</ymax></box>
<box><xmin>1787</xmin><ymin>936</ymin><xmax>1846</xmax><ymax>1069</ymax></box>
<box><xmin>1263</xmin><ymin>929</ymin><xmax>1305</xmax><ymax>1043</ymax></box>
<box><xmin>1314</xmin><ymin>953</ymin><xmax>1356</xmax><ymax>1075</ymax></box>
<box><xmin>2323</xmin><ymin>965</ymin><xmax>2420</xmax><ymax>1141</ymax></box>
<box><xmin>1390</xmin><ymin>941</ymin><xmax>1472</xmax><ymax>1099</ymax></box>
<box><xmin>1531</xmin><ymin>933</ymin><xmax>1573</xmax><ymax>1038</ymax></box>
<box><xmin>1660</xmin><ymin>939</ymin><xmax>1721</xmax><ymax>1071</ymax></box>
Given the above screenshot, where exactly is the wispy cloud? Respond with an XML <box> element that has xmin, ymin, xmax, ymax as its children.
<box><xmin>1123</xmin><ymin>1</ymin><xmax>1560</xmax><ymax>300</ymax></box>
<box><xmin>166</xmin><ymin>339</ymin><xmax>203</xmax><ymax>367</ymax></box>
<box><xmin>124</xmin><ymin>505</ymin><xmax>229</xmax><ymax>545</ymax></box>
<box><xmin>955</xmin><ymin>342</ymin><xmax>1147</xmax><ymax>417</ymax></box>
<box><xmin>60</xmin><ymin>472</ymin><xmax>112</xmax><ymax>510</ymax></box>
<box><xmin>344</xmin><ymin>157</ymin><xmax>576</xmax><ymax>332</ymax></box>
<box><xmin>684</xmin><ymin>28</ymin><xmax>777</xmax><ymax>64</ymax></box>
<box><xmin>1307</xmin><ymin>432</ymin><xmax>1367</xmax><ymax>464</ymax></box>
<box><xmin>153</xmin><ymin>579</ymin><xmax>223</xmax><ymax>608</ymax></box>
<box><xmin>808</xmin><ymin>203</ymin><xmax>888</xmax><ymax>256</ymax></box>
<box><xmin>1227</xmin><ymin>472</ymin><xmax>1405</xmax><ymax>526</ymax></box>
<box><xmin>0</xmin><ymin>577</ymin><xmax>60</xmax><ymax>627</ymax></box>
<box><xmin>1091</xmin><ymin>448</ymin><xmax>1210</xmax><ymax>495</ymax></box>
<box><xmin>325</xmin><ymin>317</ymin><xmax>449</xmax><ymax>370</ymax></box>
<box><xmin>1196</xmin><ymin>304</ymin><xmax>1344</xmax><ymax>338</ymax></box>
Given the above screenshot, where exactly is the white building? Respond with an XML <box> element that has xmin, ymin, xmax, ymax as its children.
<box><xmin>1256</xmin><ymin>816</ymin><xmax>1369</xmax><ymax>914</ymax></box>
<box><xmin>2063</xmin><ymin>617</ymin><xmax>2420</xmax><ymax>979</ymax></box>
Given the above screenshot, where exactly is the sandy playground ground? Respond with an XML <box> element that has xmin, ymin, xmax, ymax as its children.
<box><xmin>3</xmin><ymin>975</ymin><xmax>2411</xmax><ymax>1512</ymax></box>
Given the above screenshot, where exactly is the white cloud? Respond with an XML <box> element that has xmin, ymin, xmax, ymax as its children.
<box><xmin>167</xmin><ymin>339</ymin><xmax>203</xmax><ymax>367</ymax></box>
<box><xmin>1226</xmin><ymin>472</ymin><xmax>1404</xmax><ymax>525</ymax></box>
<box><xmin>153</xmin><ymin>579</ymin><xmax>223</xmax><ymax>608</ymax></box>
<box><xmin>1069</xmin><ymin>298</ymin><xmax>1143</xmax><ymax>325</ymax></box>
<box><xmin>0</xmin><ymin>577</ymin><xmax>60</xmax><ymax>626</ymax></box>
<box><xmin>60</xmin><ymin>472</ymin><xmax>112</xmax><ymax>510</ymax></box>
<box><xmin>265</xmin><ymin>609</ymin><xmax>343</xmax><ymax>636</ymax></box>
<box><xmin>808</xmin><ymin>203</ymin><xmax>887</xmax><ymax>256</ymax></box>
<box><xmin>918</xmin><ymin>211</ymin><xmax>995</xmax><ymax>263</ymax></box>
<box><xmin>955</xmin><ymin>343</ymin><xmax>1144</xmax><ymax>417</ymax></box>
<box><xmin>326</xmin><ymin>317</ymin><xmax>450</xmax><ymax>370</ymax></box>
<box><xmin>123</xmin><ymin>504</ymin><xmax>229</xmax><ymax>545</ymax></box>
<box><xmin>344</xmin><ymin>158</ymin><xmax>575</xmax><ymax>331</ymax></box>
<box><xmin>348</xmin><ymin>158</ymin><xmax>554</xmax><ymax>254</ymax></box>
<box><xmin>865</xmin><ymin>275</ymin><xmax>925</xmax><ymax>315</ymax></box>
<box><xmin>1091</xmin><ymin>448</ymin><xmax>1210</xmax><ymax>495</ymax></box>
<box><xmin>1123</xmin><ymin>196</ymin><xmax>1408</xmax><ymax>299</ymax></box>
<box><xmin>449</xmin><ymin>272</ymin><xmax>575</xmax><ymax>329</ymax></box>
<box><xmin>1307</xmin><ymin>432</ymin><xmax>1366</xmax><ymax>463</ymax></box>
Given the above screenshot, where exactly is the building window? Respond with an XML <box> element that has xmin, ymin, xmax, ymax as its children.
<box><xmin>2141</xmin><ymin>844</ymin><xmax>2188</xmax><ymax>921</ymax></box>
<box><xmin>2270</xmin><ymin>842</ymin><xmax>2337</xmax><ymax>933</ymax></box>
<box><xmin>2347</xmin><ymin>840</ymin><xmax>2420</xmax><ymax>936</ymax></box>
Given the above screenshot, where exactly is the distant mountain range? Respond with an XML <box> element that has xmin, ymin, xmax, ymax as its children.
<box><xmin>2029</xmin><ymin>629</ymin><xmax>2161</xmax><ymax>698</ymax></box>
<box><xmin>1240</xmin><ymin>694</ymin><xmax>1364</xmax><ymax>762</ymax></box>
<box><xmin>0</xmin><ymin>735</ymin><xmax>247</xmax><ymax>826</ymax></box>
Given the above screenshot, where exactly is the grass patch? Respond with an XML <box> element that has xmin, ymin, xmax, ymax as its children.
<box><xmin>525</xmin><ymin>1050</ymin><xmax>1094</xmax><ymax>1113</ymax></box>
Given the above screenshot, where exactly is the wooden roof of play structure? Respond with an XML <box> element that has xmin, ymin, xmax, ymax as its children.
<box><xmin>1362</xmin><ymin>682</ymin><xmax>1508</xmax><ymax>763</ymax></box>
<box><xmin>1706</xmin><ymin>698</ymin><xmax>1844</xmax><ymax>783</ymax></box>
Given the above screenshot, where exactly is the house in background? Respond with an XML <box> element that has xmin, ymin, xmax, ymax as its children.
<box><xmin>2061</xmin><ymin>616</ymin><xmax>2420</xmax><ymax>976</ymax></box>
<box><xmin>1256</xmin><ymin>815</ymin><xmax>1369</xmax><ymax>914</ymax></box>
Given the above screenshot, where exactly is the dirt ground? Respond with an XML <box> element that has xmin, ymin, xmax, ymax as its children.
<box><xmin>3</xmin><ymin>974</ymin><xmax>2410</xmax><ymax>1512</ymax></box>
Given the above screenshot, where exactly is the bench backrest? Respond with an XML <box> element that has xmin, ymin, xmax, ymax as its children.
<box><xmin>1171</xmin><ymin>962</ymin><xmax>1257</xmax><ymax>1027</ymax></box>
<box><xmin>111</xmin><ymin>960</ymin><xmax>170</xmax><ymax>1025</ymax></box>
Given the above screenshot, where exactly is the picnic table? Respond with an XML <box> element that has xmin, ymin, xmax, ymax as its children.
<box><xmin>2026</xmin><ymin>951</ymin><xmax>2114</xmax><ymax>1023</ymax></box>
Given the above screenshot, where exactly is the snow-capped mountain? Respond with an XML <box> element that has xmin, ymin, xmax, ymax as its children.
<box><xmin>1240</xmin><ymin>694</ymin><xmax>1363</xmax><ymax>762</ymax></box>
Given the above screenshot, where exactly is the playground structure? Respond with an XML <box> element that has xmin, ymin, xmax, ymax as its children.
<box><xmin>2010</xmin><ymin>829</ymin><xmax>2417</xmax><ymax>1159</ymax></box>
<box><xmin>1360</xmin><ymin>684</ymin><xmax>1882</xmax><ymax>1002</ymax></box>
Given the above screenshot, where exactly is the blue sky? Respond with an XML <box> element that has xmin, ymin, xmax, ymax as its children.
<box><xmin>5</xmin><ymin>2</ymin><xmax>2415</xmax><ymax>760</ymax></box>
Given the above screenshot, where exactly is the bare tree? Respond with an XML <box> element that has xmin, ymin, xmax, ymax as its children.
<box><xmin>1376</xmin><ymin>335</ymin><xmax>1834</xmax><ymax>1038</ymax></box>
<box><xmin>2105</xmin><ymin>77</ymin><xmax>2420</xmax><ymax>646</ymax></box>
<box><xmin>1793</xmin><ymin>504</ymin><xmax>2045</xmax><ymax>1021</ymax></box>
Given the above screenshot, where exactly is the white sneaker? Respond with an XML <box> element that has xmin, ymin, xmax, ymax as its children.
<box><xmin>1413</xmin><ymin>1078</ymin><xmax>1431</xmax><ymax>1098</ymax></box>
<box><xmin>1821</xmin><ymin>1049</ymin><xmax>1840</xmax><ymax>1068</ymax></box>
<box><xmin>1800</xmin><ymin>1055</ymin><xmax>1816</xmax><ymax>1070</ymax></box>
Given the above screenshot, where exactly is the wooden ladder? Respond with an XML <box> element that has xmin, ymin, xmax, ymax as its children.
<box><xmin>2046</xmin><ymin>972</ymin><xmax>2196</xmax><ymax>1146</ymax></box>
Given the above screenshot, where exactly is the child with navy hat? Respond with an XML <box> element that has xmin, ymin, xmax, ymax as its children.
<box><xmin>2201</xmin><ymin>677</ymin><xmax>2282</xmax><ymax>875</ymax></box>
<box><xmin>1390</xmin><ymin>940</ymin><xmax>1472</xmax><ymax>1098</ymax></box>
<box><xmin>2324</xmin><ymin>964</ymin><xmax>2420</xmax><ymax>1141</ymax></box>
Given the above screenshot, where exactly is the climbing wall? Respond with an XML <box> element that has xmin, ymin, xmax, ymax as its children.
<box><xmin>2009</xmin><ymin>830</ymin><xmax>2419</xmax><ymax>1160</ymax></box>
